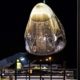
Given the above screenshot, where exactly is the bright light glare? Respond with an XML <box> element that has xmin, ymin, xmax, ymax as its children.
<box><xmin>20</xmin><ymin>57</ymin><xmax>25</xmax><ymax>61</ymax></box>
<box><xmin>45</xmin><ymin>58</ymin><xmax>48</xmax><ymax>61</ymax></box>
<box><xmin>49</xmin><ymin>57</ymin><xmax>52</xmax><ymax>60</ymax></box>
<box><xmin>42</xmin><ymin>66</ymin><xmax>47</xmax><ymax>69</ymax></box>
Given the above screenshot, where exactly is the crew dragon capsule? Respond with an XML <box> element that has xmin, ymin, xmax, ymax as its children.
<box><xmin>24</xmin><ymin>3</ymin><xmax>66</xmax><ymax>56</ymax></box>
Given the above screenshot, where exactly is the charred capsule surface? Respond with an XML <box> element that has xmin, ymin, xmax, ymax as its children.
<box><xmin>24</xmin><ymin>3</ymin><xmax>66</xmax><ymax>55</ymax></box>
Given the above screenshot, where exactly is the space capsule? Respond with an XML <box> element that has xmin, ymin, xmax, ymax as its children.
<box><xmin>24</xmin><ymin>3</ymin><xmax>66</xmax><ymax>55</ymax></box>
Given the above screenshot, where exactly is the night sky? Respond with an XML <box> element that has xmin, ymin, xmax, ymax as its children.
<box><xmin>0</xmin><ymin>0</ymin><xmax>77</xmax><ymax>68</ymax></box>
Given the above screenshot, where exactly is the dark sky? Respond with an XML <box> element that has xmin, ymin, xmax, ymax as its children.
<box><xmin>0</xmin><ymin>0</ymin><xmax>77</xmax><ymax>68</ymax></box>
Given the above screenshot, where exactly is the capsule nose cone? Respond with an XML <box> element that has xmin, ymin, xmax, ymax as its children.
<box><xmin>30</xmin><ymin>3</ymin><xmax>54</xmax><ymax>21</ymax></box>
<box><xmin>24</xmin><ymin>3</ymin><xmax>66</xmax><ymax>56</ymax></box>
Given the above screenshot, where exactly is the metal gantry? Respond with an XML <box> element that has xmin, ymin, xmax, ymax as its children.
<box><xmin>0</xmin><ymin>64</ymin><xmax>77</xmax><ymax>80</ymax></box>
